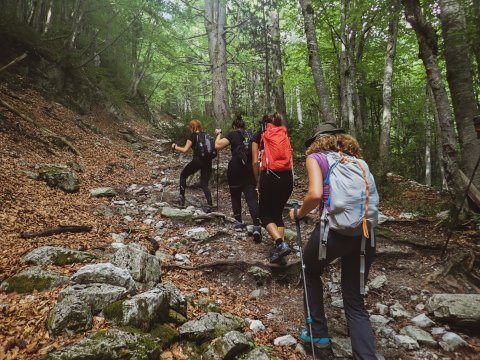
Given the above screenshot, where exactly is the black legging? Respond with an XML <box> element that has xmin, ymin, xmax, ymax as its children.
<box><xmin>258</xmin><ymin>170</ymin><xmax>293</xmax><ymax>227</ymax></box>
<box><xmin>179</xmin><ymin>156</ymin><xmax>212</xmax><ymax>205</ymax></box>
<box><xmin>229</xmin><ymin>184</ymin><xmax>260</xmax><ymax>226</ymax></box>
<box><xmin>303</xmin><ymin>224</ymin><xmax>377</xmax><ymax>359</ymax></box>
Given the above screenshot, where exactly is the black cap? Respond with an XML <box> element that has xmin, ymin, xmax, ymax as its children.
<box><xmin>305</xmin><ymin>122</ymin><xmax>345</xmax><ymax>149</ymax></box>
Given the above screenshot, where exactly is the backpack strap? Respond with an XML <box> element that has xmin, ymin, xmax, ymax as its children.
<box><xmin>355</xmin><ymin>159</ymin><xmax>370</xmax><ymax>239</ymax></box>
<box><xmin>360</xmin><ymin>233</ymin><xmax>367</xmax><ymax>295</ymax></box>
<box><xmin>318</xmin><ymin>208</ymin><xmax>329</xmax><ymax>260</ymax></box>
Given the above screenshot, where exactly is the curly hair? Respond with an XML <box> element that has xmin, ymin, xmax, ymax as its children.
<box><xmin>306</xmin><ymin>133</ymin><xmax>362</xmax><ymax>158</ymax></box>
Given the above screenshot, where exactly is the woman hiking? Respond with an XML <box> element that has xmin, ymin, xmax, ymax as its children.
<box><xmin>289</xmin><ymin>122</ymin><xmax>378</xmax><ymax>359</ymax></box>
<box><xmin>171</xmin><ymin>119</ymin><xmax>213</xmax><ymax>212</ymax></box>
<box><xmin>252</xmin><ymin>112</ymin><xmax>293</xmax><ymax>264</ymax></box>
<box><xmin>214</xmin><ymin>115</ymin><xmax>262</xmax><ymax>242</ymax></box>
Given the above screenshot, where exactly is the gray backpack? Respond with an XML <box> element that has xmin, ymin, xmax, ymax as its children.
<box><xmin>318</xmin><ymin>152</ymin><xmax>379</xmax><ymax>294</ymax></box>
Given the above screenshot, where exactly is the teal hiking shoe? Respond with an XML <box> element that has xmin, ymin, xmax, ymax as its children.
<box><xmin>300</xmin><ymin>328</ymin><xmax>330</xmax><ymax>349</ymax></box>
<box><xmin>270</xmin><ymin>241</ymin><xmax>291</xmax><ymax>263</ymax></box>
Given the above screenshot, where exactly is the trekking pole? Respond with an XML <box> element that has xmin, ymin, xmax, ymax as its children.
<box><xmin>293</xmin><ymin>203</ymin><xmax>316</xmax><ymax>360</ymax></box>
<box><xmin>216</xmin><ymin>150</ymin><xmax>220</xmax><ymax>210</ymax></box>
<box><xmin>442</xmin><ymin>115</ymin><xmax>480</xmax><ymax>256</ymax></box>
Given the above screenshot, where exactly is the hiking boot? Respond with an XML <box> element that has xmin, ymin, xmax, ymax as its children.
<box><xmin>299</xmin><ymin>328</ymin><xmax>330</xmax><ymax>349</ymax></box>
<box><xmin>270</xmin><ymin>241</ymin><xmax>291</xmax><ymax>263</ymax></box>
<box><xmin>252</xmin><ymin>225</ymin><xmax>262</xmax><ymax>243</ymax></box>
<box><xmin>233</xmin><ymin>221</ymin><xmax>246</xmax><ymax>232</ymax></box>
<box><xmin>174</xmin><ymin>195</ymin><xmax>185</xmax><ymax>208</ymax></box>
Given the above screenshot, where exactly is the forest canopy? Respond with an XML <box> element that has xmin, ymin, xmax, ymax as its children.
<box><xmin>0</xmin><ymin>0</ymin><xmax>479</xmax><ymax>199</ymax></box>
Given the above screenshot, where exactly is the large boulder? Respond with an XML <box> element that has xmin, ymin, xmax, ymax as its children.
<box><xmin>71</xmin><ymin>263</ymin><xmax>136</xmax><ymax>293</ymax></box>
<box><xmin>331</xmin><ymin>337</ymin><xmax>353</xmax><ymax>358</ymax></box>
<box><xmin>47</xmin><ymin>297</ymin><xmax>93</xmax><ymax>335</ymax></box>
<box><xmin>22</xmin><ymin>246</ymin><xmax>96</xmax><ymax>266</ymax></box>
<box><xmin>0</xmin><ymin>267</ymin><xmax>68</xmax><ymax>294</ymax></box>
<box><xmin>156</xmin><ymin>282</ymin><xmax>187</xmax><ymax>317</ymax></box>
<box><xmin>202</xmin><ymin>331</ymin><xmax>250</xmax><ymax>360</ymax></box>
<box><xmin>425</xmin><ymin>293</ymin><xmax>480</xmax><ymax>330</ymax></box>
<box><xmin>103</xmin><ymin>283</ymin><xmax>186</xmax><ymax>330</ymax></box>
<box><xmin>122</xmin><ymin>287</ymin><xmax>170</xmax><ymax>331</ymax></box>
<box><xmin>58</xmin><ymin>284</ymin><xmax>128</xmax><ymax>314</ymax></box>
<box><xmin>37</xmin><ymin>164</ymin><xmax>80</xmax><ymax>193</ymax></box>
<box><xmin>178</xmin><ymin>312</ymin><xmax>245</xmax><ymax>342</ymax></box>
<box><xmin>41</xmin><ymin>329</ymin><xmax>160</xmax><ymax>360</ymax></box>
<box><xmin>112</xmin><ymin>244</ymin><xmax>161</xmax><ymax>284</ymax></box>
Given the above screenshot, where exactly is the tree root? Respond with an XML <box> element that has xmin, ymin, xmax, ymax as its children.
<box><xmin>163</xmin><ymin>259</ymin><xmax>300</xmax><ymax>271</ymax></box>
<box><xmin>21</xmin><ymin>225</ymin><xmax>92</xmax><ymax>239</ymax></box>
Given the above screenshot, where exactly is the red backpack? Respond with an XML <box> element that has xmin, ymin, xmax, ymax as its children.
<box><xmin>260</xmin><ymin>123</ymin><xmax>292</xmax><ymax>172</ymax></box>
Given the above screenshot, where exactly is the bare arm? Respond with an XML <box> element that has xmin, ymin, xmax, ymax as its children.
<box><xmin>251</xmin><ymin>141</ymin><xmax>260</xmax><ymax>184</ymax></box>
<box><xmin>290</xmin><ymin>157</ymin><xmax>323</xmax><ymax>220</ymax></box>
<box><xmin>214</xmin><ymin>129</ymin><xmax>230</xmax><ymax>150</ymax></box>
<box><xmin>173</xmin><ymin>139</ymin><xmax>193</xmax><ymax>153</ymax></box>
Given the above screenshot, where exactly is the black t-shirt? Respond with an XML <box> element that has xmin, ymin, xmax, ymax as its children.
<box><xmin>225</xmin><ymin>129</ymin><xmax>255</xmax><ymax>186</ymax></box>
<box><xmin>189</xmin><ymin>132</ymin><xmax>198</xmax><ymax>149</ymax></box>
<box><xmin>226</xmin><ymin>130</ymin><xmax>251</xmax><ymax>160</ymax></box>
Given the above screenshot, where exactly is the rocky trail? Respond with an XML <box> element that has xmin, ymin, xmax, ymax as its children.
<box><xmin>1</xmin><ymin>87</ymin><xmax>479</xmax><ymax>360</ymax></box>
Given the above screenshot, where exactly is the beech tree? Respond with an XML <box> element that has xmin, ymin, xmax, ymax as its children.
<box><xmin>439</xmin><ymin>0</ymin><xmax>480</xmax><ymax>189</ymax></box>
<box><xmin>379</xmin><ymin>0</ymin><xmax>400</xmax><ymax>173</ymax></box>
<box><xmin>403</xmin><ymin>0</ymin><xmax>464</xmax><ymax>206</ymax></box>
<box><xmin>204</xmin><ymin>0</ymin><xmax>230</xmax><ymax>126</ymax></box>
<box><xmin>270</xmin><ymin>0</ymin><xmax>287</xmax><ymax>122</ymax></box>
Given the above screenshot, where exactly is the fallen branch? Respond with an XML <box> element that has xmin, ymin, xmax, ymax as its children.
<box><xmin>163</xmin><ymin>259</ymin><xmax>300</xmax><ymax>271</ymax></box>
<box><xmin>21</xmin><ymin>225</ymin><xmax>92</xmax><ymax>239</ymax></box>
<box><xmin>0</xmin><ymin>98</ymin><xmax>81</xmax><ymax>156</ymax></box>
<box><xmin>0</xmin><ymin>52</ymin><xmax>27</xmax><ymax>74</ymax></box>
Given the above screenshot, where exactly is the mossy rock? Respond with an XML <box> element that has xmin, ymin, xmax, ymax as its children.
<box><xmin>195</xmin><ymin>299</ymin><xmax>221</xmax><ymax>314</ymax></box>
<box><xmin>150</xmin><ymin>324</ymin><xmax>178</xmax><ymax>348</ymax></box>
<box><xmin>22</xmin><ymin>246</ymin><xmax>96</xmax><ymax>266</ymax></box>
<box><xmin>168</xmin><ymin>309</ymin><xmax>188</xmax><ymax>324</ymax></box>
<box><xmin>37</xmin><ymin>164</ymin><xmax>80</xmax><ymax>193</ymax></box>
<box><xmin>0</xmin><ymin>267</ymin><xmax>69</xmax><ymax>294</ymax></box>
<box><xmin>103</xmin><ymin>300</ymin><xmax>125</xmax><ymax>323</ymax></box>
<box><xmin>41</xmin><ymin>329</ymin><xmax>160</xmax><ymax>360</ymax></box>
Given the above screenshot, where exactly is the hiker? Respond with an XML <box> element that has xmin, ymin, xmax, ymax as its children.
<box><xmin>171</xmin><ymin>119</ymin><xmax>214</xmax><ymax>211</ymax></box>
<box><xmin>289</xmin><ymin>122</ymin><xmax>379</xmax><ymax>359</ymax></box>
<box><xmin>252</xmin><ymin>112</ymin><xmax>293</xmax><ymax>263</ymax></box>
<box><xmin>214</xmin><ymin>115</ymin><xmax>262</xmax><ymax>242</ymax></box>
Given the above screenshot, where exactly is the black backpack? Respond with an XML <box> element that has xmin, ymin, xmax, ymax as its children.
<box><xmin>195</xmin><ymin>132</ymin><xmax>217</xmax><ymax>159</ymax></box>
<box><xmin>232</xmin><ymin>130</ymin><xmax>252</xmax><ymax>166</ymax></box>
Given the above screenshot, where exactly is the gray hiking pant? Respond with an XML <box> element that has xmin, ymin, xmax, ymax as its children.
<box><xmin>303</xmin><ymin>223</ymin><xmax>377</xmax><ymax>360</ymax></box>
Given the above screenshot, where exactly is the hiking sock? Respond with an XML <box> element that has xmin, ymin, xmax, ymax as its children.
<box><xmin>278</xmin><ymin>226</ymin><xmax>285</xmax><ymax>240</ymax></box>
<box><xmin>275</xmin><ymin>238</ymin><xmax>283</xmax><ymax>246</ymax></box>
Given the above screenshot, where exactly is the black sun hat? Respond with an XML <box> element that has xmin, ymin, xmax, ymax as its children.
<box><xmin>304</xmin><ymin>122</ymin><xmax>345</xmax><ymax>149</ymax></box>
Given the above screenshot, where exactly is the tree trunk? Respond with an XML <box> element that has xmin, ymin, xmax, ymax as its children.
<box><xmin>425</xmin><ymin>96</ymin><xmax>432</xmax><ymax>186</ymax></box>
<box><xmin>204</xmin><ymin>0</ymin><xmax>230</xmax><ymax>126</ymax></box>
<box><xmin>379</xmin><ymin>0</ymin><xmax>400</xmax><ymax>173</ymax></box>
<box><xmin>298</xmin><ymin>0</ymin><xmax>336</xmax><ymax>125</ymax></box>
<box><xmin>296</xmin><ymin>86</ymin><xmax>303</xmax><ymax>127</ymax></box>
<box><xmin>439</xmin><ymin>0</ymin><xmax>480</xmax><ymax>189</ymax></box>
<box><xmin>270</xmin><ymin>0</ymin><xmax>286</xmax><ymax>123</ymax></box>
<box><xmin>472</xmin><ymin>0</ymin><xmax>480</xmax><ymax>79</ymax></box>
<box><xmin>339</xmin><ymin>0</ymin><xmax>348</xmax><ymax>129</ymax></box>
<box><xmin>403</xmin><ymin>0</ymin><xmax>464</xmax><ymax>206</ymax></box>
<box><xmin>67</xmin><ymin>0</ymin><xmax>83</xmax><ymax>50</ymax></box>
<box><xmin>262</xmin><ymin>0</ymin><xmax>272</xmax><ymax>112</ymax></box>
<box><xmin>428</xmin><ymin>85</ymin><xmax>448</xmax><ymax>189</ymax></box>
